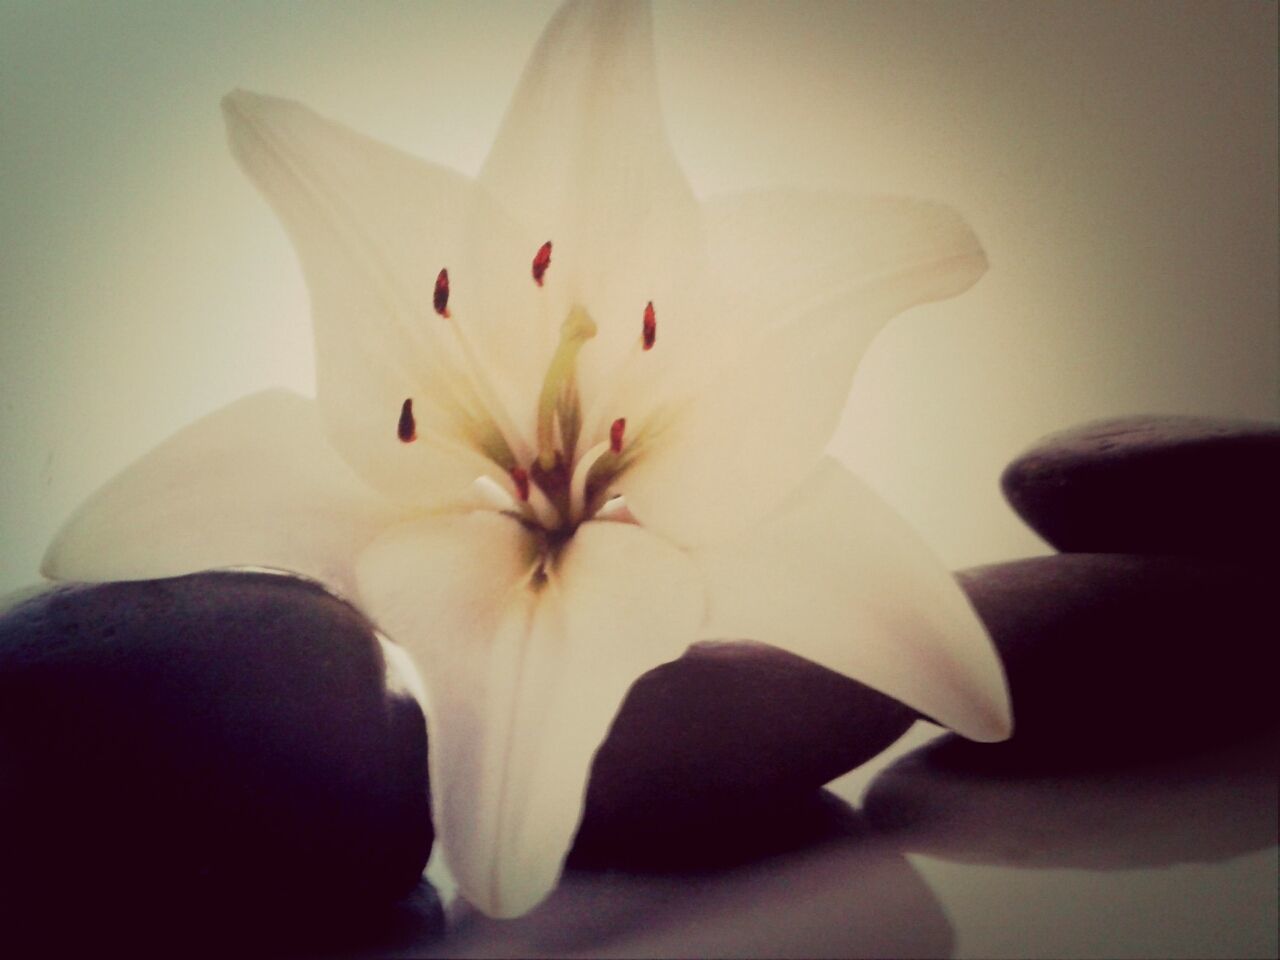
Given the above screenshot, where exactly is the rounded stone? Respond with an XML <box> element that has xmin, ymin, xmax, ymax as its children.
<box><xmin>1001</xmin><ymin>415</ymin><xmax>1280</xmax><ymax>555</ymax></box>
<box><xmin>0</xmin><ymin>570</ymin><xmax>918</xmax><ymax>933</ymax></box>
<box><xmin>573</xmin><ymin>640</ymin><xmax>915</xmax><ymax>865</ymax></box>
<box><xmin>955</xmin><ymin>553</ymin><xmax>1276</xmax><ymax>758</ymax></box>
<box><xmin>0</xmin><ymin>573</ymin><xmax>432</xmax><ymax>952</ymax></box>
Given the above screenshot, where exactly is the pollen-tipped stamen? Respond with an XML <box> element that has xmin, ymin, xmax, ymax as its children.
<box><xmin>610</xmin><ymin>417</ymin><xmax>626</xmax><ymax>454</ymax></box>
<box><xmin>511</xmin><ymin>465</ymin><xmax>563</xmax><ymax>529</ymax></box>
<box><xmin>568</xmin><ymin>439</ymin><xmax>612</xmax><ymax>525</ymax></box>
<box><xmin>642</xmin><ymin>301</ymin><xmax>656</xmax><ymax>350</ymax></box>
<box><xmin>397</xmin><ymin>398</ymin><xmax>417</xmax><ymax>443</ymax></box>
<box><xmin>437</xmin><ymin>297</ymin><xmax>533</xmax><ymax>466</ymax></box>
<box><xmin>433</xmin><ymin>268</ymin><xmax>450</xmax><ymax>317</ymax></box>
<box><xmin>532</xmin><ymin>241</ymin><xmax>552</xmax><ymax>286</ymax></box>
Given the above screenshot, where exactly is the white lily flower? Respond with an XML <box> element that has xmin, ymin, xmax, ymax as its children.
<box><xmin>42</xmin><ymin>0</ymin><xmax>1010</xmax><ymax>918</ymax></box>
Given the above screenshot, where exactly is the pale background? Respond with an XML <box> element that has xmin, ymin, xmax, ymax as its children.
<box><xmin>1</xmin><ymin>3</ymin><xmax>1277</xmax><ymax>957</ymax></box>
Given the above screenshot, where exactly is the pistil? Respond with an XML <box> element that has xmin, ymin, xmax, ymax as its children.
<box><xmin>567</xmin><ymin>440</ymin><xmax>610</xmax><ymax>525</ymax></box>
<box><xmin>536</xmin><ymin>306</ymin><xmax>597</xmax><ymax>472</ymax></box>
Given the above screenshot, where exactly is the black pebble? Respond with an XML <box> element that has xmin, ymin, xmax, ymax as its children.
<box><xmin>956</xmin><ymin>553</ymin><xmax>1277</xmax><ymax>761</ymax></box>
<box><xmin>1001</xmin><ymin>415</ymin><xmax>1280</xmax><ymax>556</ymax></box>
<box><xmin>0</xmin><ymin>572</ymin><xmax>432</xmax><ymax>954</ymax></box>
<box><xmin>574</xmin><ymin>639</ymin><xmax>915</xmax><ymax>866</ymax></box>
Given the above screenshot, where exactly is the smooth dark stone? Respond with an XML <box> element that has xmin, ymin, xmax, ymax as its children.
<box><xmin>956</xmin><ymin>554</ymin><xmax>1277</xmax><ymax>759</ymax></box>
<box><xmin>0</xmin><ymin>573</ymin><xmax>432</xmax><ymax>953</ymax></box>
<box><xmin>1001</xmin><ymin>415</ymin><xmax>1280</xmax><ymax>555</ymax></box>
<box><xmin>863</xmin><ymin>729</ymin><xmax>1278</xmax><ymax>869</ymax></box>
<box><xmin>0</xmin><ymin>569</ymin><xmax>917</xmax><ymax>939</ymax></box>
<box><xmin>573</xmin><ymin>640</ymin><xmax>916</xmax><ymax>866</ymax></box>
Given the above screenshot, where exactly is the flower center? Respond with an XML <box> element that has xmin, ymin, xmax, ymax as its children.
<box><xmin>398</xmin><ymin>242</ymin><xmax>655</xmax><ymax>536</ymax></box>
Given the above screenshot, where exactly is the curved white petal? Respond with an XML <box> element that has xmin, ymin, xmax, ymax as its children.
<box><xmin>692</xmin><ymin>458</ymin><xmax>1011</xmax><ymax>742</ymax></box>
<box><xmin>223</xmin><ymin>90</ymin><xmax>552</xmax><ymax>489</ymax></box>
<box><xmin>42</xmin><ymin>391</ymin><xmax>406</xmax><ymax>599</ymax></box>
<box><xmin>620</xmin><ymin>191</ymin><xmax>988</xmax><ymax>547</ymax></box>
<box><xmin>479</xmin><ymin>0</ymin><xmax>702</xmax><ymax>358</ymax></box>
<box><xmin>355</xmin><ymin>513</ymin><xmax>703</xmax><ymax>917</ymax></box>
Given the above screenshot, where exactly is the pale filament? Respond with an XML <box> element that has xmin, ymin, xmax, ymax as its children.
<box><xmin>440</xmin><ymin>306</ymin><xmax>534</xmax><ymax>467</ymax></box>
<box><xmin>402</xmin><ymin>244</ymin><xmax>655</xmax><ymax>537</ymax></box>
<box><xmin>568</xmin><ymin>440</ymin><xmax>610</xmax><ymax>526</ymax></box>
<box><xmin>524</xmin><ymin>477</ymin><xmax>564</xmax><ymax>530</ymax></box>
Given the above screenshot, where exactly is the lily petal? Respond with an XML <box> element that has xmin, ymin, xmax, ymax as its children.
<box><xmin>693</xmin><ymin>458</ymin><xmax>1011</xmax><ymax>742</ymax></box>
<box><xmin>42</xmin><ymin>390</ymin><xmax>406</xmax><ymax>599</ymax></box>
<box><xmin>356</xmin><ymin>513</ymin><xmax>703</xmax><ymax>917</ymax></box>
<box><xmin>621</xmin><ymin>191</ymin><xmax>988</xmax><ymax>547</ymax></box>
<box><xmin>223</xmin><ymin>90</ymin><xmax>551</xmax><ymax>487</ymax></box>
<box><xmin>479</xmin><ymin>0</ymin><xmax>702</xmax><ymax>354</ymax></box>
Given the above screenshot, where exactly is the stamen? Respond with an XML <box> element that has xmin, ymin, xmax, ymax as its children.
<box><xmin>397</xmin><ymin>398</ymin><xmax>417</xmax><ymax>443</ymax></box>
<box><xmin>510</xmin><ymin>466</ymin><xmax>531</xmax><ymax>502</ymax></box>
<box><xmin>568</xmin><ymin>440</ymin><xmax>611</xmax><ymax>525</ymax></box>
<box><xmin>532</xmin><ymin>241</ymin><xmax>553</xmax><ymax>286</ymax></box>
<box><xmin>643</xmin><ymin>301</ymin><xmax>656</xmax><ymax>350</ymax></box>
<box><xmin>610</xmin><ymin>417</ymin><xmax>626</xmax><ymax>454</ymax></box>
<box><xmin>433</xmin><ymin>268</ymin><xmax>450</xmax><ymax>318</ymax></box>
<box><xmin>437</xmin><ymin>297</ymin><xmax>533</xmax><ymax>465</ymax></box>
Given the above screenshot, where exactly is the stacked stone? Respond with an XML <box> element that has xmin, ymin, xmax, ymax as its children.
<box><xmin>2</xmin><ymin>415</ymin><xmax>1276</xmax><ymax>950</ymax></box>
<box><xmin>0</xmin><ymin>575</ymin><xmax>438</xmax><ymax>953</ymax></box>
<box><xmin>971</xmin><ymin>415</ymin><xmax>1279</xmax><ymax>756</ymax></box>
<box><xmin>861</xmin><ymin>415</ymin><xmax>1280</xmax><ymax>862</ymax></box>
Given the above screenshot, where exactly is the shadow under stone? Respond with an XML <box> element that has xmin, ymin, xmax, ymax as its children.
<box><xmin>863</xmin><ymin>725</ymin><xmax>1279</xmax><ymax>870</ymax></box>
<box><xmin>433</xmin><ymin>792</ymin><xmax>954</xmax><ymax>960</ymax></box>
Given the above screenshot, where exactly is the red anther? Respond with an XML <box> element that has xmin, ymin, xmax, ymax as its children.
<box><xmin>511</xmin><ymin>466</ymin><xmax>531</xmax><ymax>501</ymax></box>
<box><xmin>610</xmin><ymin>417</ymin><xmax>626</xmax><ymax>454</ymax></box>
<box><xmin>433</xmin><ymin>268</ymin><xmax>451</xmax><ymax>317</ymax></box>
<box><xmin>397</xmin><ymin>398</ymin><xmax>417</xmax><ymax>443</ymax></box>
<box><xmin>642</xmin><ymin>301</ymin><xmax>656</xmax><ymax>350</ymax></box>
<box><xmin>532</xmin><ymin>241</ymin><xmax>553</xmax><ymax>286</ymax></box>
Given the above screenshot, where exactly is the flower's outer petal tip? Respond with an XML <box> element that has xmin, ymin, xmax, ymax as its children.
<box><xmin>221</xmin><ymin>87</ymin><xmax>296</xmax><ymax>119</ymax></box>
<box><xmin>479</xmin><ymin>0</ymin><xmax>695</xmax><ymax>302</ymax></box>
<box><xmin>219</xmin><ymin>86</ymin><xmax>252</xmax><ymax>116</ymax></box>
<box><xmin>957</xmin><ymin>665</ymin><xmax>1013</xmax><ymax>747</ymax></box>
<box><xmin>221</xmin><ymin>87</ymin><xmax>281</xmax><ymax>136</ymax></box>
<box><xmin>220</xmin><ymin>88</ymin><xmax>313</xmax><ymax>175</ymax></box>
<box><xmin>39</xmin><ymin>391</ymin><xmax>400</xmax><ymax>598</ymax></box>
<box><xmin>971</xmin><ymin>696</ymin><xmax>1015</xmax><ymax>743</ymax></box>
<box><xmin>695</xmin><ymin>458</ymin><xmax>1013</xmax><ymax>748</ymax></box>
<box><xmin>39</xmin><ymin>534</ymin><xmax>64</xmax><ymax>582</ymax></box>
<box><xmin>890</xmin><ymin>198</ymin><xmax>988</xmax><ymax>309</ymax></box>
<box><xmin>620</xmin><ymin>194</ymin><xmax>990</xmax><ymax>549</ymax></box>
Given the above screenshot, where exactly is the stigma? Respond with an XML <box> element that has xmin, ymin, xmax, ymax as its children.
<box><xmin>535</xmin><ymin>305</ymin><xmax>597</xmax><ymax>472</ymax></box>
<box><xmin>404</xmin><ymin>244</ymin><xmax>653</xmax><ymax>536</ymax></box>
